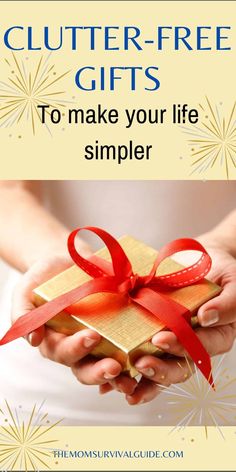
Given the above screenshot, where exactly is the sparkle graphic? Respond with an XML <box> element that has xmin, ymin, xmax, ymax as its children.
<box><xmin>159</xmin><ymin>356</ymin><xmax>236</xmax><ymax>438</ymax></box>
<box><xmin>0</xmin><ymin>401</ymin><xmax>62</xmax><ymax>471</ymax></box>
<box><xmin>0</xmin><ymin>53</ymin><xmax>70</xmax><ymax>134</ymax></box>
<box><xmin>182</xmin><ymin>97</ymin><xmax>236</xmax><ymax>178</ymax></box>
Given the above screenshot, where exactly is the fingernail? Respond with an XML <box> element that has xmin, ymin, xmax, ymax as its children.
<box><xmin>25</xmin><ymin>333</ymin><xmax>33</xmax><ymax>345</ymax></box>
<box><xmin>126</xmin><ymin>395</ymin><xmax>135</xmax><ymax>404</ymax></box>
<box><xmin>135</xmin><ymin>366</ymin><xmax>155</xmax><ymax>378</ymax></box>
<box><xmin>126</xmin><ymin>395</ymin><xmax>144</xmax><ymax>405</ymax></box>
<box><xmin>104</xmin><ymin>372</ymin><xmax>117</xmax><ymax>380</ymax></box>
<box><xmin>83</xmin><ymin>336</ymin><xmax>99</xmax><ymax>348</ymax></box>
<box><xmin>200</xmin><ymin>309</ymin><xmax>219</xmax><ymax>327</ymax></box>
<box><xmin>126</xmin><ymin>395</ymin><xmax>133</xmax><ymax>402</ymax></box>
<box><xmin>99</xmin><ymin>386</ymin><xmax>112</xmax><ymax>395</ymax></box>
<box><xmin>111</xmin><ymin>381</ymin><xmax>123</xmax><ymax>393</ymax></box>
<box><xmin>153</xmin><ymin>341</ymin><xmax>170</xmax><ymax>350</ymax></box>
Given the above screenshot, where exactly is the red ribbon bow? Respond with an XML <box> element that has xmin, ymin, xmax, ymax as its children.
<box><xmin>0</xmin><ymin>227</ymin><xmax>213</xmax><ymax>386</ymax></box>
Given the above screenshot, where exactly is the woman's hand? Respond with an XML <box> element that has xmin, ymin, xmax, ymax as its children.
<box><xmin>126</xmin><ymin>240</ymin><xmax>236</xmax><ymax>405</ymax></box>
<box><xmin>11</xmin><ymin>253</ymin><xmax>137</xmax><ymax>396</ymax></box>
<box><xmin>11</xmin><ymin>232</ymin><xmax>236</xmax><ymax>405</ymax></box>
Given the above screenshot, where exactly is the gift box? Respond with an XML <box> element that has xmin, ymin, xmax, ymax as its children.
<box><xmin>33</xmin><ymin>234</ymin><xmax>221</xmax><ymax>378</ymax></box>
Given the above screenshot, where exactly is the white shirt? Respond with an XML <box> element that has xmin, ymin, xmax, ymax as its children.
<box><xmin>0</xmin><ymin>181</ymin><xmax>235</xmax><ymax>425</ymax></box>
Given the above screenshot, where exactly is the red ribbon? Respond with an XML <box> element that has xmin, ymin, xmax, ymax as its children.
<box><xmin>0</xmin><ymin>227</ymin><xmax>214</xmax><ymax>386</ymax></box>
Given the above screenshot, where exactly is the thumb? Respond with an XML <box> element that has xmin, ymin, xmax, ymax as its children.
<box><xmin>198</xmin><ymin>282</ymin><xmax>236</xmax><ymax>327</ymax></box>
<box><xmin>25</xmin><ymin>326</ymin><xmax>45</xmax><ymax>347</ymax></box>
<box><xmin>10</xmin><ymin>254</ymin><xmax>74</xmax><ymax>347</ymax></box>
<box><xmin>11</xmin><ymin>282</ymin><xmax>45</xmax><ymax>347</ymax></box>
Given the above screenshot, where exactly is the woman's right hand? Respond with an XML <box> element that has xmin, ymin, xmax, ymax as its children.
<box><xmin>11</xmin><ymin>253</ymin><xmax>137</xmax><ymax>396</ymax></box>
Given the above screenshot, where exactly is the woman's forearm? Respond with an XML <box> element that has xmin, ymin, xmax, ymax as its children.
<box><xmin>200</xmin><ymin>209</ymin><xmax>236</xmax><ymax>257</ymax></box>
<box><xmin>0</xmin><ymin>181</ymin><xmax>69</xmax><ymax>272</ymax></box>
<box><xmin>1</xmin><ymin>181</ymin><xmax>235</xmax><ymax>273</ymax></box>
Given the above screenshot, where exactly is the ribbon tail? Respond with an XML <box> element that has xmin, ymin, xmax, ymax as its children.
<box><xmin>132</xmin><ymin>287</ymin><xmax>214</xmax><ymax>387</ymax></box>
<box><xmin>0</xmin><ymin>276</ymin><xmax>117</xmax><ymax>346</ymax></box>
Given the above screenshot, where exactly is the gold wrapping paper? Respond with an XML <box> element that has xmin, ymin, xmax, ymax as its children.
<box><xmin>33</xmin><ymin>236</ymin><xmax>221</xmax><ymax>377</ymax></box>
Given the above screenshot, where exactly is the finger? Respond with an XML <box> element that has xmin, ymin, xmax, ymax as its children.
<box><xmin>152</xmin><ymin>330</ymin><xmax>178</xmax><ymax>353</ymax></box>
<box><xmin>152</xmin><ymin>323</ymin><xmax>236</xmax><ymax>358</ymax></box>
<box><xmin>99</xmin><ymin>383</ymin><xmax>114</xmax><ymax>395</ymax></box>
<box><xmin>134</xmin><ymin>356</ymin><xmax>192</xmax><ymax>385</ymax></box>
<box><xmin>99</xmin><ymin>375</ymin><xmax>138</xmax><ymax>396</ymax></box>
<box><xmin>195</xmin><ymin>324</ymin><xmax>236</xmax><ymax>356</ymax></box>
<box><xmin>109</xmin><ymin>374</ymin><xmax>137</xmax><ymax>395</ymax></box>
<box><xmin>126</xmin><ymin>378</ymin><xmax>160</xmax><ymax>405</ymax></box>
<box><xmin>152</xmin><ymin>329</ymin><xmax>198</xmax><ymax>357</ymax></box>
<box><xmin>72</xmin><ymin>356</ymin><xmax>122</xmax><ymax>385</ymax></box>
<box><xmin>39</xmin><ymin>328</ymin><xmax>101</xmax><ymax>366</ymax></box>
<box><xmin>11</xmin><ymin>255</ymin><xmax>76</xmax><ymax>344</ymax></box>
<box><xmin>26</xmin><ymin>326</ymin><xmax>45</xmax><ymax>347</ymax></box>
<box><xmin>198</xmin><ymin>282</ymin><xmax>236</xmax><ymax>327</ymax></box>
<box><xmin>11</xmin><ymin>290</ymin><xmax>35</xmax><ymax>323</ymax></box>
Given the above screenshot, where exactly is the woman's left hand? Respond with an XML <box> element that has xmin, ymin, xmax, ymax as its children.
<box><xmin>125</xmin><ymin>242</ymin><xmax>236</xmax><ymax>405</ymax></box>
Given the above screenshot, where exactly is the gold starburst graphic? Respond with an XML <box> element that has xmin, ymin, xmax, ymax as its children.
<box><xmin>159</xmin><ymin>356</ymin><xmax>236</xmax><ymax>438</ymax></box>
<box><xmin>0</xmin><ymin>401</ymin><xmax>61</xmax><ymax>471</ymax></box>
<box><xmin>182</xmin><ymin>97</ymin><xmax>236</xmax><ymax>179</ymax></box>
<box><xmin>0</xmin><ymin>53</ymin><xmax>70</xmax><ymax>134</ymax></box>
